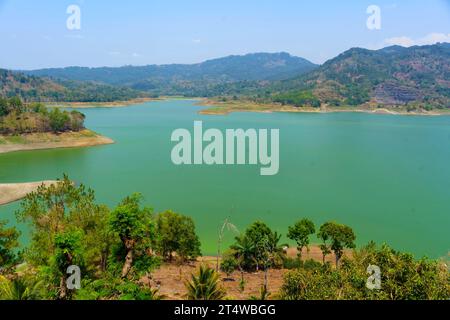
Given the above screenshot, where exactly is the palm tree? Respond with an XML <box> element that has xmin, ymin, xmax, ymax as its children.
<box><xmin>185</xmin><ymin>265</ymin><xmax>226</xmax><ymax>300</ymax></box>
<box><xmin>217</xmin><ymin>218</ymin><xmax>239</xmax><ymax>271</ymax></box>
<box><xmin>231</xmin><ymin>235</ymin><xmax>256</xmax><ymax>271</ymax></box>
<box><xmin>0</xmin><ymin>276</ymin><xmax>44</xmax><ymax>300</ymax></box>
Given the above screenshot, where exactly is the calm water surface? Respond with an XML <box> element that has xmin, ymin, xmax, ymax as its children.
<box><xmin>1</xmin><ymin>100</ymin><xmax>449</xmax><ymax>258</ymax></box>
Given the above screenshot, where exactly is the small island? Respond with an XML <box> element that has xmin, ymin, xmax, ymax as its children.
<box><xmin>0</xmin><ymin>96</ymin><xmax>114</xmax><ymax>154</ymax></box>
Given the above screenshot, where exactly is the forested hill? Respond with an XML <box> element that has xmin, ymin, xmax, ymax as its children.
<box><xmin>269</xmin><ymin>43</ymin><xmax>450</xmax><ymax>109</ymax></box>
<box><xmin>4</xmin><ymin>44</ymin><xmax>449</xmax><ymax>108</ymax></box>
<box><xmin>0</xmin><ymin>69</ymin><xmax>143</xmax><ymax>102</ymax></box>
<box><xmin>23</xmin><ymin>52</ymin><xmax>318</xmax><ymax>96</ymax></box>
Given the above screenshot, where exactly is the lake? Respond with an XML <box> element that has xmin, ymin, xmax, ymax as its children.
<box><xmin>1</xmin><ymin>100</ymin><xmax>449</xmax><ymax>258</ymax></box>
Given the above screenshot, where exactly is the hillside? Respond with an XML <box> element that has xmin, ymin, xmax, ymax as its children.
<box><xmin>269</xmin><ymin>43</ymin><xmax>450</xmax><ymax>109</ymax></box>
<box><xmin>24</xmin><ymin>52</ymin><xmax>318</xmax><ymax>97</ymax></box>
<box><xmin>0</xmin><ymin>69</ymin><xmax>144</xmax><ymax>102</ymax></box>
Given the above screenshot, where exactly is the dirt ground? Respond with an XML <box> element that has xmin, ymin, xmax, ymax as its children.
<box><xmin>148</xmin><ymin>246</ymin><xmax>346</xmax><ymax>300</ymax></box>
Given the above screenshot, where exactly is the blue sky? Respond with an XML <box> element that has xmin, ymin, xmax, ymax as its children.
<box><xmin>0</xmin><ymin>0</ymin><xmax>449</xmax><ymax>69</ymax></box>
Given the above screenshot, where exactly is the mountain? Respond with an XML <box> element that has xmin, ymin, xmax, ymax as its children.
<box><xmin>23</xmin><ymin>52</ymin><xmax>318</xmax><ymax>96</ymax></box>
<box><xmin>0</xmin><ymin>69</ymin><xmax>143</xmax><ymax>102</ymax></box>
<box><xmin>269</xmin><ymin>43</ymin><xmax>450</xmax><ymax>109</ymax></box>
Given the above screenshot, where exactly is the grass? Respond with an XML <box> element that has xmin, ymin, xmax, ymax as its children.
<box><xmin>198</xmin><ymin>99</ymin><xmax>450</xmax><ymax>116</ymax></box>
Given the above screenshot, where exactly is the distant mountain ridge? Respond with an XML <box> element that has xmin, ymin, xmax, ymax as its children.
<box><xmin>0</xmin><ymin>69</ymin><xmax>143</xmax><ymax>102</ymax></box>
<box><xmin>3</xmin><ymin>45</ymin><xmax>449</xmax><ymax>109</ymax></box>
<box><xmin>269</xmin><ymin>43</ymin><xmax>450</xmax><ymax>109</ymax></box>
<box><xmin>23</xmin><ymin>52</ymin><xmax>318</xmax><ymax>96</ymax></box>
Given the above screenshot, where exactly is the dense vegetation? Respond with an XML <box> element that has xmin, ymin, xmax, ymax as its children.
<box><xmin>241</xmin><ymin>43</ymin><xmax>450</xmax><ymax>110</ymax></box>
<box><xmin>0</xmin><ymin>96</ymin><xmax>85</xmax><ymax>134</ymax></box>
<box><xmin>24</xmin><ymin>53</ymin><xmax>317</xmax><ymax>97</ymax></box>
<box><xmin>0</xmin><ymin>177</ymin><xmax>448</xmax><ymax>300</ymax></box>
<box><xmin>0</xmin><ymin>69</ymin><xmax>143</xmax><ymax>103</ymax></box>
<box><xmin>17</xmin><ymin>44</ymin><xmax>450</xmax><ymax>110</ymax></box>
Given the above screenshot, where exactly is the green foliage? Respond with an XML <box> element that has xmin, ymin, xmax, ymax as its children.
<box><xmin>273</xmin><ymin>91</ymin><xmax>321</xmax><ymax>108</ymax></box>
<box><xmin>75</xmin><ymin>276</ymin><xmax>162</xmax><ymax>300</ymax></box>
<box><xmin>155</xmin><ymin>210</ymin><xmax>201</xmax><ymax>262</ymax></box>
<box><xmin>186</xmin><ymin>265</ymin><xmax>226</xmax><ymax>300</ymax></box>
<box><xmin>220</xmin><ymin>254</ymin><xmax>238</xmax><ymax>277</ymax></box>
<box><xmin>0</xmin><ymin>220</ymin><xmax>20</xmax><ymax>268</ymax></box>
<box><xmin>0</xmin><ymin>96</ymin><xmax>86</xmax><ymax>134</ymax></box>
<box><xmin>109</xmin><ymin>193</ymin><xmax>154</xmax><ymax>278</ymax></box>
<box><xmin>318</xmin><ymin>222</ymin><xmax>356</xmax><ymax>267</ymax></box>
<box><xmin>0</xmin><ymin>69</ymin><xmax>143</xmax><ymax>103</ymax></box>
<box><xmin>16</xmin><ymin>175</ymin><xmax>111</xmax><ymax>275</ymax></box>
<box><xmin>48</xmin><ymin>108</ymin><xmax>70</xmax><ymax>133</ymax></box>
<box><xmin>23</xmin><ymin>53</ymin><xmax>317</xmax><ymax>97</ymax></box>
<box><xmin>280</xmin><ymin>243</ymin><xmax>450</xmax><ymax>300</ymax></box>
<box><xmin>230</xmin><ymin>221</ymin><xmax>285</xmax><ymax>271</ymax></box>
<box><xmin>287</xmin><ymin>218</ymin><xmax>315</xmax><ymax>260</ymax></box>
<box><xmin>53</xmin><ymin>231</ymin><xmax>84</xmax><ymax>274</ymax></box>
<box><xmin>0</xmin><ymin>275</ymin><xmax>45</xmax><ymax>300</ymax></box>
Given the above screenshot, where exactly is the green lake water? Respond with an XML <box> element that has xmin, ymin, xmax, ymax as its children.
<box><xmin>1</xmin><ymin>100</ymin><xmax>449</xmax><ymax>258</ymax></box>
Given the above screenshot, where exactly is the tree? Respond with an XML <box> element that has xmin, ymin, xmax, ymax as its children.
<box><xmin>48</xmin><ymin>108</ymin><xmax>70</xmax><ymax>132</ymax></box>
<box><xmin>230</xmin><ymin>221</ymin><xmax>285</xmax><ymax>271</ymax></box>
<box><xmin>186</xmin><ymin>265</ymin><xmax>225</xmax><ymax>300</ymax></box>
<box><xmin>0</xmin><ymin>97</ymin><xmax>10</xmax><ymax>117</ymax></box>
<box><xmin>220</xmin><ymin>254</ymin><xmax>238</xmax><ymax>278</ymax></box>
<box><xmin>109</xmin><ymin>193</ymin><xmax>153</xmax><ymax>278</ymax></box>
<box><xmin>318</xmin><ymin>222</ymin><xmax>356</xmax><ymax>267</ymax></box>
<box><xmin>287</xmin><ymin>219</ymin><xmax>315</xmax><ymax>261</ymax></box>
<box><xmin>155</xmin><ymin>211</ymin><xmax>201</xmax><ymax>262</ymax></box>
<box><xmin>0</xmin><ymin>220</ymin><xmax>20</xmax><ymax>268</ymax></box>
<box><xmin>280</xmin><ymin>243</ymin><xmax>450</xmax><ymax>300</ymax></box>
<box><xmin>0</xmin><ymin>276</ymin><xmax>44</xmax><ymax>300</ymax></box>
<box><xmin>53</xmin><ymin>231</ymin><xmax>84</xmax><ymax>300</ymax></box>
<box><xmin>16</xmin><ymin>175</ymin><xmax>110</xmax><ymax>273</ymax></box>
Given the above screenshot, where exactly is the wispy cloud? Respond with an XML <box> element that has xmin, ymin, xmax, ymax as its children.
<box><xmin>131</xmin><ymin>52</ymin><xmax>142</xmax><ymax>58</ymax></box>
<box><xmin>384</xmin><ymin>33</ymin><xmax>450</xmax><ymax>47</ymax></box>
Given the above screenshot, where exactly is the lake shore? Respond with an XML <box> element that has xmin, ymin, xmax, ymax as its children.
<box><xmin>197</xmin><ymin>99</ymin><xmax>450</xmax><ymax>116</ymax></box>
<box><xmin>0</xmin><ymin>181</ymin><xmax>58</xmax><ymax>205</ymax></box>
<box><xmin>45</xmin><ymin>96</ymin><xmax>196</xmax><ymax>109</ymax></box>
<box><xmin>0</xmin><ymin>129</ymin><xmax>114</xmax><ymax>154</ymax></box>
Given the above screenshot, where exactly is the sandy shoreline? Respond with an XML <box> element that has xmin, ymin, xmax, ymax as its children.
<box><xmin>0</xmin><ymin>181</ymin><xmax>59</xmax><ymax>205</ymax></box>
<box><xmin>45</xmin><ymin>96</ymin><xmax>194</xmax><ymax>109</ymax></box>
<box><xmin>198</xmin><ymin>99</ymin><xmax>450</xmax><ymax>116</ymax></box>
<box><xmin>0</xmin><ymin>130</ymin><xmax>114</xmax><ymax>155</ymax></box>
<box><xmin>43</xmin><ymin>97</ymin><xmax>450</xmax><ymax>116</ymax></box>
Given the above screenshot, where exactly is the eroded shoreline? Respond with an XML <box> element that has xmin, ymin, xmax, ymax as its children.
<box><xmin>0</xmin><ymin>181</ymin><xmax>58</xmax><ymax>205</ymax></box>
<box><xmin>0</xmin><ymin>130</ymin><xmax>114</xmax><ymax>155</ymax></box>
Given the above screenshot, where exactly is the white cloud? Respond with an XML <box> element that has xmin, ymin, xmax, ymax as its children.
<box><xmin>131</xmin><ymin>53</ymin><xmax>142</xmax><ymax>58</ymax></box>
<box><xmin>384</xmin><ymin>33</ymin><xmax>450</xmax><ymax>47</ymax></box>
<box><xmin>193</xmin><ymin>39</ymin><xmax>201</xmax><ymax>44</ymax></box>
<box><xmin>108</xmin><ymin>51</ymin><xmax>121</xmax><ymax>56</ymax></box>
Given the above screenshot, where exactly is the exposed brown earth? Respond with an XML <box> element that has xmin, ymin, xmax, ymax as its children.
<box><xmin>148</xmin><ymin>246</ymin><xmax>349</xmax><ymax>300</ymax></box>
<box><xmin>0</xmin><ymin>130</ymin><xmax>114</xmax><ymax>154</ymax></box>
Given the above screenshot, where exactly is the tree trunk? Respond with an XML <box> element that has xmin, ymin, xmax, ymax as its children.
<box><xmin>335</xmin><ymin>254</ymin><xmax>341</xmax><ymax>269</ymax></box>
<box><xmin>121</xmin><ymin>248</ymin><xmax>134</xmax><ymax>278</ymax></box>
<box><xmin>59</xmin><ymin>276</ymin><xmax>68</xmax><ymax>300</ymax></box>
